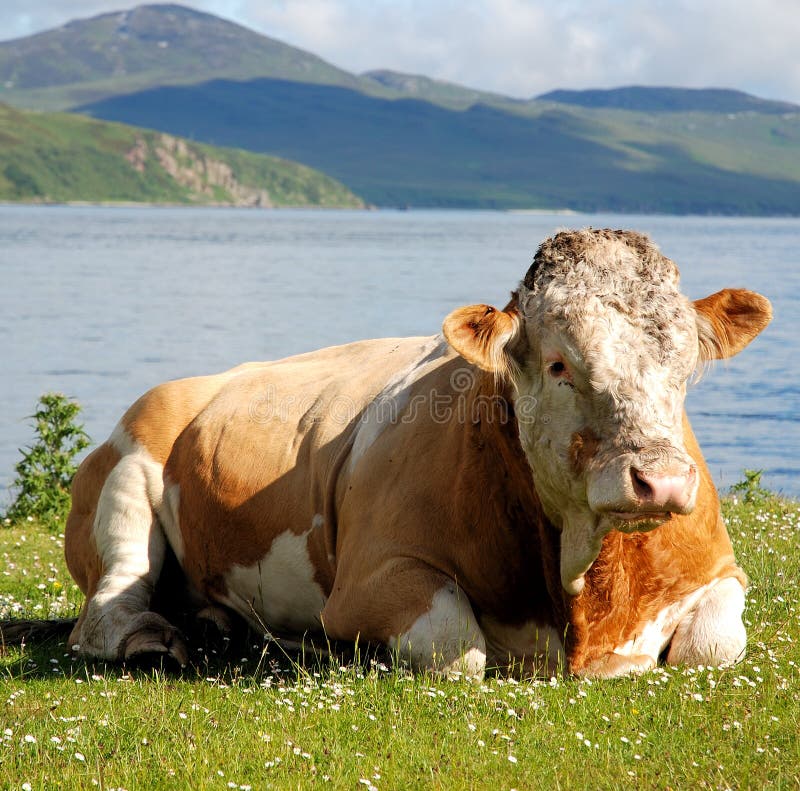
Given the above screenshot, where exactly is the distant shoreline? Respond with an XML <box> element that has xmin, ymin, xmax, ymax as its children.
<box><xmin>0</xmin><ymin>200</ymin><xmax>370</xmax><ymax>210</ymax></box>
<box><xmin>3</xmin><ymin>202</ymin><xmax>800</xmax><ymax>218</ymax></box>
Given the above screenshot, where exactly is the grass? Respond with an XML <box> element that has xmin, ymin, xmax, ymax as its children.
<box><xmin>1</xmin><ymin>493</ymin><xmax>799</xmax><ymax>789</ymax></box>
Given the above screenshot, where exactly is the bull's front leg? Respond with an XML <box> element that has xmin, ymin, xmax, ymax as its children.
<box><xmin>572</xmin><ymin>575</ymin><xmax>747</xmax><ymax>678</ymax></box>
<box><xmin>390</xmin><ymin>581</ymin><xmax>487</xmax><ymax>678</ymax></box>
<box><xmin>321</xmin><ymin>559</ymin><xmax>487</xmax><ymax>679</ymax></box>
<box><xmin>666</xmin><ymin>576</ymin><xmax>747</xmax><ymax>667</ymax></box>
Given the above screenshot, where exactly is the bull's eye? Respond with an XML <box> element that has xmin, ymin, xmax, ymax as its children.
<box><xmin>548</xmin><ymin>360</ymin><xmax>566</xmax><ymax>377</ymax></box>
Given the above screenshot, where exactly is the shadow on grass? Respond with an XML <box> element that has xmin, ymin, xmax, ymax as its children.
<box><xmin>0</xmin><ymin>610</ymin><xmax>393</xmax><ymax>684</ymax></box>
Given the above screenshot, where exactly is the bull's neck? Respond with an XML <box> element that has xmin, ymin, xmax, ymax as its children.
<box><xmin>448</xmin><ymin>366</ymin><xmax>568</xmax><ymax>627</ymax></box>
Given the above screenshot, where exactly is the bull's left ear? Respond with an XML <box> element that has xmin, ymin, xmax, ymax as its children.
<box><xmin>443</xmin><ymin>300</ymin><xmax>523</xmax><ymax>377</ymax></box>
<box><xmin>694</xmin><ymin>288</ymin><xmax>772</xmax><ymax>361</ymax></box>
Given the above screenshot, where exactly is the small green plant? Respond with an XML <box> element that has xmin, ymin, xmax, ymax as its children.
<box><xmin>730</xmin><ymin>468</ymin><xmax>771</xmax><ymax>505</ymax></box>
<box><xmin>5</xmin><ymin>393</ymin><xmax>91</xmax><ymax>529</ymax></box>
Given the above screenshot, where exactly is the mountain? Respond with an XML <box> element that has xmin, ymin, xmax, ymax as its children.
<box><xmin>361</xmin><ymin>69</ymin><xmax>526</xmax><ymax>112</ymax></box>
<box><xmin>0</xmin><ymin>4</ymin><xmax>378</xmax><ymax>111</ymax></box>
<box><xmin>3</xmin><ymin>4</ymin><xmax>800</xmax><ymax>213</ymax></box>
<box><xmin>0</xmin><ymin>103</ymin><xmax>363</xmax><ymax>207</ymax></box>
<box><xmin>537</xmin><ymin>86</ymin><xmax>800</xmax><ymax>114</ymax></box>
<box><xmin>76</xmin><ymin>77</ymin><xmax>800</xmax><ymax>213</ymax></box>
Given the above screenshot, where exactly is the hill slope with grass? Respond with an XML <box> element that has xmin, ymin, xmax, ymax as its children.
<box><xmin>0</xmin><ymin>103</ymin><xmax>363</xmax><ymax>207</ymax></box>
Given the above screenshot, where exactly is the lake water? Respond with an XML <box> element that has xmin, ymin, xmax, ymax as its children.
<box><xmin>1</xmin><ymin>206</ymin><xmax>797</xmax><ymax>500</ymax></box>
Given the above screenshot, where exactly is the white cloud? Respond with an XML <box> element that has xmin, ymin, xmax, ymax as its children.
<box><xmin>2</xmin><ymin>0</ymin><xmax>799</xmax><ymax>103</ymax></box>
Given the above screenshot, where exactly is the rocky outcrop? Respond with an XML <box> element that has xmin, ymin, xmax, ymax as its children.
<box><xmin>126</xmin><ymin>134</ymin><xmax>273</xmax><ymax>206</ymax></box>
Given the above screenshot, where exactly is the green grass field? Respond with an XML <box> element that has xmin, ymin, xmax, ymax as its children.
<box><xmin>1</xmin><ymin>492</ymin><xmax>799</xmax><ymax>789</ymax></box>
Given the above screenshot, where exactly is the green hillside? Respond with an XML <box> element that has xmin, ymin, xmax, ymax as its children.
<box><xmin>0</xmin><ymin>103</ymin><xmax>363</xmax><ymax>207</ymax></box>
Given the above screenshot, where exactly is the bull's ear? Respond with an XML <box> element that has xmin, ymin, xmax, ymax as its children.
<box><xmin>694</xmin><ymin>288</ymin><xmax>772</xmax><ymax>361</ymax></box>
<box><xmin>443</xmin><ymin>301</ymin><xmax>523</xmax><ymax>377</ymax></box>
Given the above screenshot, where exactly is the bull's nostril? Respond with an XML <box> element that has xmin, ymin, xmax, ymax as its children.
<box><xmin>631</xmin><ymin>467</ymin><xmax>654</xmax><ymax>501</ymax></box>
<box><xmin>627</xmin><ymin>465</ymin><xmax>696</xmax><ymax>511</ymax></box>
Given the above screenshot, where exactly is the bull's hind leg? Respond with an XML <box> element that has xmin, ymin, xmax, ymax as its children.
<box><xmin>666</xmin><ymin>576</ymin><xmax>747</xmax><ymax>667</ymax></box>
<box><xmin>66</xmin><ymin>432</ymin><xmax>187</xmax><ymax>665</ymax></box>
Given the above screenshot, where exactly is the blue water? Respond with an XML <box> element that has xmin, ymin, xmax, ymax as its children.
<box><xmin>1</xmin><ymin>206</ymin><xmax>797</xmax><ymax>498</ymax></box>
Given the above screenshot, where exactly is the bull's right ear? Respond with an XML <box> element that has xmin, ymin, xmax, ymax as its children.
<box><xmin>443</xmin><ymin>301</ymin><xmax>523</xmax><ymax>377</ymax></box>
<box><xmin>694</xmin><ymin>288</ymin><xmax>772</xmax><ymax>361</ymax></box>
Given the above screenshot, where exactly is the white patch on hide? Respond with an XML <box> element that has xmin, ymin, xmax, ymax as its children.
<box><xmin>224</xmin><ymin>529</ymin><xmax>327</xmax><ymax>634</ymax></box>
<box><xmin>559</xmin><ymin>512</ymin><xmax>605</xmax><ymax>595</ymax></box>
<box><xmin>389</xmin><ymin>584</ymin><xmax>486</xmax><ymax>678</ymax></box>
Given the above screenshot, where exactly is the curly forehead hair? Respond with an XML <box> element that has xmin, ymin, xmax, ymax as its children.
<box><xmin>522</xmin><ymin>228</ymin><xmax>680</xmax><ymax>293</ymax></box>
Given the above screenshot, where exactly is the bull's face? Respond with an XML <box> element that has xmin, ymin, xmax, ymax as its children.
<box><xmin>444</xmin><ymin>229</ymin><xmax>772</xmax><ymax>595</ymax></box>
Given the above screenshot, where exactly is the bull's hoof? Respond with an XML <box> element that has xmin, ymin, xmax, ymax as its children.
<box><xmin>122</xmin><ymin>612</ymin><xmax>189</xmax><ymax>667</ymax></box>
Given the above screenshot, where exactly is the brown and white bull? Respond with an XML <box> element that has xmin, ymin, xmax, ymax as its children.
<box><xmin>63</xmin><ymin>229</ymin><xmax>771</xmax><ymax>678</ymax></box>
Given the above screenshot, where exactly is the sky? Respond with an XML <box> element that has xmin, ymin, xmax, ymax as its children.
<box><xmin>2</xmin><ymin>0</ymin><xmax>800</xmax><ymax>103</ymax></box>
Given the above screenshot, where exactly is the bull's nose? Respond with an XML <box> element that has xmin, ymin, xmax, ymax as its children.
<box><xmin>631</xmin><ymin>465</ymin><xmax>697</xmax><ymax>512</ymax></box>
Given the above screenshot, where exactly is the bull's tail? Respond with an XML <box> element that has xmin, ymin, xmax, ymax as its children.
<box><xmin>0</xmin><ymin>618</ymin><xmax>77</xmax><ymax>649</ymax></box>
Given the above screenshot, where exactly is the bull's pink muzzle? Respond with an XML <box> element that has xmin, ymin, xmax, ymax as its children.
<box><xmin>631</xmin><ymin>465</ymin><xmax>698</xmax><ymax>513</ymax></box>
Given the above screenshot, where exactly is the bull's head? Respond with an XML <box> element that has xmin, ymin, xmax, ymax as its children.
<box><xmin>443</xmin><ymin>229</ymin><xmax>771</xmax><ymax>595</ymax></box>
